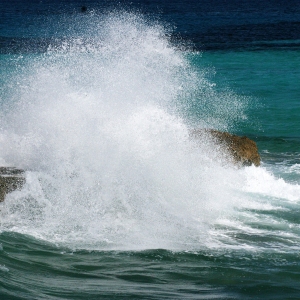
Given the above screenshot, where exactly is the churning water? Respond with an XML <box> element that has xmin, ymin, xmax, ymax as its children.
<box><xmin>1</xmin><ymin>4</ymin><xmax>300</xmax><ymax>299</ymax></box>
<box><xmin>1</xmin><ymin>12</ymin><xmax>299</xmax><ymax>252</ymax></box>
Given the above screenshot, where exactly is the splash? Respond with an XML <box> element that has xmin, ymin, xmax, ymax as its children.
<box><xmin>0</xmin><ymin>11</ymin><xmax>298</xmax><ymax>251</ymax></box>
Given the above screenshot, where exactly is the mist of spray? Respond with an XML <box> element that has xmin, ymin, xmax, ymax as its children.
<box><xmin>0</xmin><ymin>11</ymin><xmax>298</xmax><ymax>251</ymax></box>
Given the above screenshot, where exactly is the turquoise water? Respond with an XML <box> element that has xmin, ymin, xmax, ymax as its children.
<box><xmin>197</xmin><ymin>50</ymin><xmax>300</xmax><ymax>182</ymax></box>
<box><xmin>200</xmin><ymin>50</ymin><xmax>300</xmax><ymax>137</ymax></box>
<box><xmin>1</xmin><ymin>1</ymin><xmax>300</xmax><ymax>299</ymax></box>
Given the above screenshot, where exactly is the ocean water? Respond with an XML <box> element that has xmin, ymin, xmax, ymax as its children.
<box><xmin>0</xmin><ymin>0</ymin><xmax>300</xmax><ymax>299</ymax></box>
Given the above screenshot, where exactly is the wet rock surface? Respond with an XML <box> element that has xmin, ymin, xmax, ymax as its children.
<box><xmin>191</xmin><ymin>129</ymin><xmax>261</xmax><ymax>167</ymax></box>
<box><xmin>0</xmin><ymin>167</ymin><xmax>26</xmax><ymax>202</ymax></box>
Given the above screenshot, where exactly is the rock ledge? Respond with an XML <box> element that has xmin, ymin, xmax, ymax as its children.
<box><xmin>0</xmin><ymin>167</ymin><xmax>26</xmax><ymax>202</ymax></box>
<box><xmin>191</xmin><ymin>129</ymin><xmax>261</xmax><ymax>167</ymax></box>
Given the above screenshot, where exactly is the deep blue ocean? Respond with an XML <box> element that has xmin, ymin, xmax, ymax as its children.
<box><xmin>1</xmin><ymin>0</ymin><xmax>300</xmax><ymax>299</ymax></box>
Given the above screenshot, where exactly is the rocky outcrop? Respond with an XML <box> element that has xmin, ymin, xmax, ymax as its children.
<box><xmin>191</xmin><ymin>129</ymin><xmax>261</xmax><ymax>167</ymax></box>
<box><xmin>0</xmin><ymin>130</ymin><xmax>260</xmax><ymax>202</ymax></box>
<box><xmin>0</xmin><ymin>167</ymin><xmax>25</xmax><ymax>202</ymax></box>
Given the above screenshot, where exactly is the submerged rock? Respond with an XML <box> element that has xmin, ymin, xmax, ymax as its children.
<box><xmin>191</xmin><ymin>129</ymin><xmax>261</xmax><ymax>167</ymax></box>
<box><xmin>0</xmin><ymin>167</ymin><xmax>26</xmax><ymax>202</ymax></box>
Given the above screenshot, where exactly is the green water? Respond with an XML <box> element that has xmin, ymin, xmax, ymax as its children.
<box><xmin>1</xmin><ymin>48</ymin><xmax>300</xmax><ymax>299</ymax></box>
<box><xmin>197</xmin><ymin>50</ymin><xmax>300</xmax><ymax>138</ymax></box>
<box><xmin>1</xmin><ymin>4</ymin><xmax>300</xmax><ymax>298</ymax></box>
<box><xmin>2</xmin><ymin>232</ymin><xmax>300</xmax><ymax>300</ymax></box>
<box><xmin>1</xmin><ymin>47</ymin><xmax>300</xmax><ymax>299</ymax></box>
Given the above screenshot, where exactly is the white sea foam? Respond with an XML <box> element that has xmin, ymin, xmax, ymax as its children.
<box><xmin>0</xmin><ymin>12</ymin><xmax>299</xmax><ymax>251</ymax></box>
<box><xmin>0</xmin><ymin>265</ymin><xmax>9</xmax><ymax>272</ymax></box>
<box><xmin>242</xmin><ymin>166</ymin><xmax>300</xmax><ymax>202</ymax></box>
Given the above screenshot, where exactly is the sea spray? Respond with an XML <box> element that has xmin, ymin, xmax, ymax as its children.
<box><xmin>0</xmin><ymin>11</ymin><xmax>298</xmax><ymax>251</ymax></box>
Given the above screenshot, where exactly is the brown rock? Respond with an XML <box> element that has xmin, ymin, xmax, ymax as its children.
<box><xmin>0</xmin><ymin>167</ymin><xmax>26</xmax><ymax>202</ymax></box>
<box><xmin>191</xmin><ymin>129</ymin><xmax>261</xmax><ymax>167</ymax></box>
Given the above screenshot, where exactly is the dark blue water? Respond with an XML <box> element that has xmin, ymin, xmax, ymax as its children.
<box><xmin>1</xmin><ymin>1</ymin><xmax>300</xmax><ymax>299</ymax></box>
<box><xmin>1</xmin><ymin>0</ymin><xmax>300</xmax><ymax>52</ymax></box>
